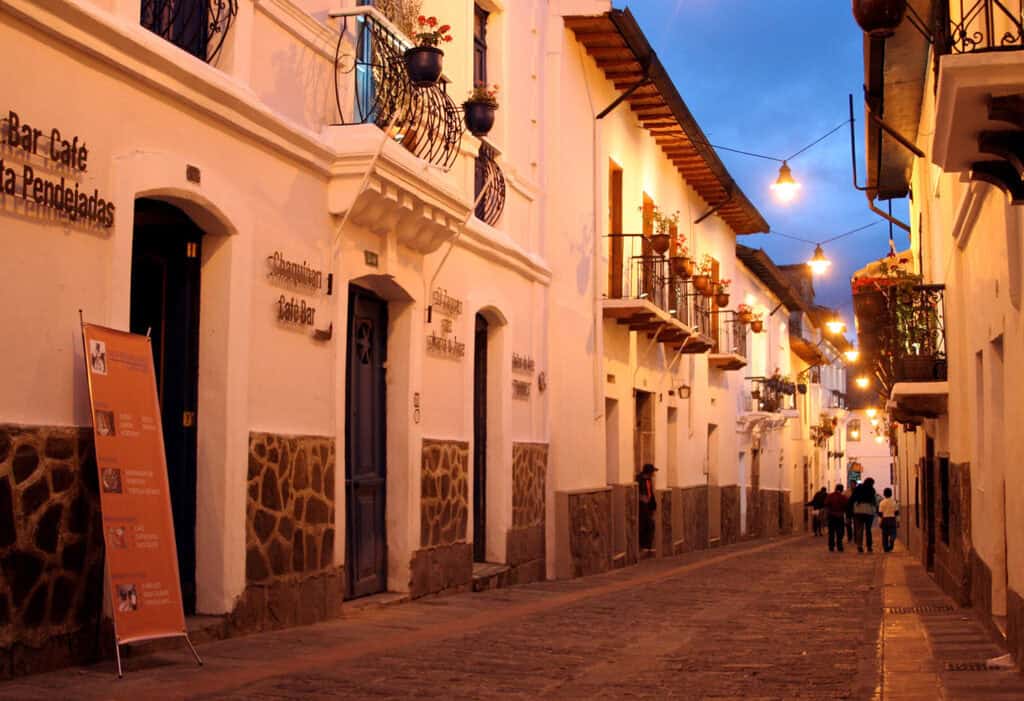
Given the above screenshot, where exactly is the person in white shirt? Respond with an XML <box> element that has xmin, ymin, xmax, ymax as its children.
<box><xmin>878</xmin><ymin>487</ymin><xmax>900</xmax><ymax>552</ymax></box>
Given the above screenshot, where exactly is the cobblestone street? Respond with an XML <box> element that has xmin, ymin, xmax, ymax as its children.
<box><xmin>2</xmin><ymin>535</ymin><xmax>1022</xmax><ymax>700</ymax></box>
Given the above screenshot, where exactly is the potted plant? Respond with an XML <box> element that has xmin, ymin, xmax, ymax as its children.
<box><xmin>714</xmin><ymin>278</ymin><xmax>731</xmax><ymax>307</ymax></box>
<box><xmin>463</xmin><ymin>82</ymin><xmax>498</xmax><ymax>137</ymax></box>
<box><xmin>647</xmin><ymin>205</ymin><xmax>678</xmax><ymax>255</ymax></box>
<box><xmin>692</xmin><ymin>254</ymin><xmax>713</xmax><ymax>293</ymax></box>
<box><xmin>405</xmin><ymin>15</ymin><xmax>451</xmax><ymax>87</ymax></box>
<box><xmin>669</xmin><ymin>234</ymin><xmax>692</xmax><ymax>278</ymax></box>
<box><xmin>736</xmin><ymin>303</ymin><xmax>753</xmax><ymax>323</ymax></box>
<box><xmin>750</xmin><ymin>311</ymin><xmax>764</xmax><ymax>333</ymax></box>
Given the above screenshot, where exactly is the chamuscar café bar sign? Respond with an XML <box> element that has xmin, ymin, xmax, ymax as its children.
<box><xmin>2</xmin><ymin>110</ymin><xmax>115</xmax><ymax>227</ymax></box>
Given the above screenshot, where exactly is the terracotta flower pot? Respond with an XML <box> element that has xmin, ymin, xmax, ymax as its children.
<box><xmin>700</xmin><ymin>285</ymin><xmax>714</xmax><ymax>299</ymax></box>
<box><xmin>852</xmin><ymin>0</ymin><xmax>907</xmax><ymax>38</ymax></box>
<box><xmin>649</xmin><ymin>233</ymin><xmax>671</xmax><ymax>255</ymax></box>
<box><xmin>463</xmin><ymin>100</ymin><xmax>496</xmax><ymax>137</ymax></box>
<box><xmin>715</xmin><ymin>292</ymin><xmax>730</xmax><ymax>307</ymax></box>
<box><xmin>738</xmin><ymin>311</ymin><xmax>753</xmax><ymax>323</ymax></box>
<box><xmin>670</xmin><ymin>255</ymin><xmax>690</xmax><ymax>278</ymax></box>
<box><xmin>692</xmin><ymin>274</ymin><xmax>710</xmax><ymax>292</ymax></box>
<box><xmin>751</xmin><ymin>320</ymin><xmax>763</xmax><ymax>333</ymax></box>
<box><xmin>404</xmin><ymin>46</ymin><xmax>444</xmax><ymax>87</ymax></box>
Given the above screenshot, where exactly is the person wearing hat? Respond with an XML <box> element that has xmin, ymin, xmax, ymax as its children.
<box><xmin>637</xmin><ymin>463</ymin><xmax>658</xmax><ymax>551</ymax></box>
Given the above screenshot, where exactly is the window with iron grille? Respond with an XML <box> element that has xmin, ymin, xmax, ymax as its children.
<box><xmin>473</xmin><ymin>4</ymin><xmax>490</xmax><ymax>217</ymax></box>
<box><xmin>140</xmin><ymin>0</ymin><xmax>236</xmax><ymax>63</ymax></box>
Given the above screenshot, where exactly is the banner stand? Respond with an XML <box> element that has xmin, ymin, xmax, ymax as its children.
<box><xmin>80</xmin><ymin>313</ymin><xmax>203</xmax><ymax>678</ymax></box>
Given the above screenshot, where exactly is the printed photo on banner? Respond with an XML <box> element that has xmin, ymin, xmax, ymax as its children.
<box><xmin>95</xmin><ymin>409</ymin><xmax>116</xmax><ymax>436</ymax></box>
<box><xmin>108</xmin><ymin>525</ymin><xmax>129</xmax><ymax>549</ymax></box>
<box><xmin>89</xmin><ymin>339</ymin><xmax>108</xmax><ymax>375</ymax></box>
<box><xmin>101</xmin><ymin>467</ymin><xmax>123</xmax><ymax>494</ymax></box>
<box><xmin>117</xmin><ymin>584</ymin><xmax>139</xmax><ymax>612</ymax></box>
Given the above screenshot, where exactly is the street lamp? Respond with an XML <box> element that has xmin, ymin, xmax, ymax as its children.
<box><xmin>771</xmin><ymin>161</ymin><xmax>801</xmax><ymax>204</ymax></box>
<box><xmin>865</xmin><ymin>407</ymin><xmax>878</xmax><ymax>418</ymax></box>
<box><xmin>825</xmin><ymin>319</ymin><xmax>846</xmax><ymax>335</ymax></box>
<box><xmin>807</xmin><ymin>244</ymin><xmax>831</xmax><ymax>276</ymax></box>
<box><xmin>855</xmin><ymin>375</ymin><xmax>870</xmax><ymax>389</ymax></box>
<box><xmin>844</xmin><ymin>349</ymin><xmax>860</xmax><ymax>363</ymax></box>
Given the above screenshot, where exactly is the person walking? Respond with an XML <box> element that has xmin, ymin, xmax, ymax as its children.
<box><xmin>843</xmin><ymin>480</ymin><xmax>857</xmax><ymax>543</ymax></box>
<box><xmin>878</xmin><ymin>487</ymin><xmax>900</xmax><ymax>552</ymax></box>
<box><xmin>823</xmin><ymin>484</ymin><xmax>849</xmax><ymax>553</ymax></box>
<box><xmin>850</xmin><ymin>477</ymin><xmax>878</xmax><ymax>553</ymax></box>
<box><xmin>806</xmin><ymin>487</ymin><xmax>827</xmax><ymax>536</ymax></box>
<box><xmin>636</xmin><ymin>464</ymin><xmax>658</xmax><ymax>551</ymax></box>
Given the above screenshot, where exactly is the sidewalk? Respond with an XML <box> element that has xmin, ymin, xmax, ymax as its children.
<box><xmin>877</xmin><ymin>542</ymin><xmax>1023</xmax><ymax>700</ymax></box>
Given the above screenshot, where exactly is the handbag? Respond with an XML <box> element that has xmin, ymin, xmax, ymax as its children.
<box><xmin>854</xmin><ymin>501</ymin><xmax>875</xmax><ymax>516</ymax></box>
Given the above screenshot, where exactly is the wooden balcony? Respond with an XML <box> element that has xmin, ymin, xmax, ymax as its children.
<box><xmin>709</xmin><ymin>314</ymin><xmax>747</xmax><ymax>371</ymax></box>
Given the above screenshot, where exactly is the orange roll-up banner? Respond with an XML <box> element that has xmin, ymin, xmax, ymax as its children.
<box><xmin>82</xmin><ymin>323</ymin><xmax>186</xmax><ymax>645</ymax></box>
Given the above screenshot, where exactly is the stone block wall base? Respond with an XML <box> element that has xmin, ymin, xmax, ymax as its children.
<box><xmin>676</xmin><ymin>485</ymin><xmax>709</xmax><ymax>552</ymax></box>
<box><xmin>409</xmin><ymin>543</ymin><xmax>472</xmax><ymax>599</ymax></box>
<box><xmin>507</xmin><ymin>524</ymin><xmax>544</xmax><ymax>567</ymax></box>
<box><xmin>229</xmin><ymin>566</ymin><xmax>345</xmax><ymax>634</ymax></box>
<box><xmin>656</xmin><ymin>489</ymin><xmax>673</xmax><ymax>558</ymax></box>
<box><xmin>720</xmin><ymin>485</ymin><xmax>741</xmax><ymax>545</ymax></box>
<box><xmin>970</xmin><ymin>548</ymin><xmax>992</xmax><ymax>622</ymax></box>
<box><xmin>609</xmin><ymin>483</ymin><xmax>638</xmax><ymax>568</ymax></box>
<box><xmin>1008</xmin><ymin>588</ymin><xmax>1024</xmax><ymax>669</ymax></box>
<box><xmin>555</xmin><ymin>488</ymin><xmax>612</xmax><ymax>579</ymax></box>
<box><xmin>934</xmin><ymin>462</ymin><xmax>972</xmax><ymax>607</ymax></box>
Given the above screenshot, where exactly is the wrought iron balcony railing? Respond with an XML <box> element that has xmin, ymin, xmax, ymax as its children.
<box><xmin>743</xmin><ymin>376</ymin><xmax>797</xmax><ymax>414</ymax></box>
<box><xmin>937</xmin><ymin>0</ymin><xmax>1024</xmax><ymax>54</ymax></box>
<box><xmin>474</xmin><ymin>143</ymin><xmax>506</xmax><ymax>226</ymax></box>
<box><xmin>715</xmin><ymin>314</ymin><xmax>747</xmax><ymax>358</ymax></box>
<box><xmin>853</xmin><ymin>283</ymin><xmax>947</xmax><ymax>391</ymax></box>
<box><xmin>611</xmin><ymin>255</ymin><xmax>715</xmax><ymax>339</ymax></box>
<box><xmin>333</xmin><ymin>10</ymin><xmax>462</xmax><ymax>170</ymax></box>
<box><xmin>141</xmin><ymin>0</ymin><xmax>237</xmax><ymax>63</ymax></box>
<box><xmin>827</xmin><ymin>390</ymin><xmax>848</xmax><ymax>410</ymax></box>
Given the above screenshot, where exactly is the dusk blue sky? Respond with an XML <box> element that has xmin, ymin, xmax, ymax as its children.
<box><xmin>615</xmin><ymin>0</ymin><xmax>912</xmax><ymax>323</ymax></box>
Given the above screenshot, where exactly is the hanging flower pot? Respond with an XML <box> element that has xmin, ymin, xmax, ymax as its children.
<box><xmin>715</xmin><ymin>292</ymin><xmax>730</xmax><ymax>307</ymax></box>
<box><xmin>852</xmin><ymin>0</ymin><xmax>907</xmax><ymax>39</ymax></box>
<box><xmin>751</xmin><ymin>319</ymin><xmax>764</xmax><ymax>333</ymax></box>
<box><xmin>463</xmin><ymin>99</ymin><xmax>497</xmax><ymax>137</ymax></box>
<box><xmin>650</xmin><ymin>233</ymin><xmax>671</xmax><ymax>255</ymax></box>
<box><xmin>692</xmin><ymin>274</ymin><xmax>710</xmax><ymax>292</ymax></box>
<box><xmin>405</xmin><ymin>46</ymin><xmax>444</xmax><ymax>87</ymax></box>
<box><xmin>406</xmin><ymin>16</ymin><xmax>452</xmax><ymax>87</ymax></box>
<box><xmin>669</xmin><ymin>255</ymin><xmax>691</xmax><ymax>278</ymax></box>
<box><xmin>700</xmin><ymin>285</ymin><xmax>714</xmax><ymax>299</ymax></box>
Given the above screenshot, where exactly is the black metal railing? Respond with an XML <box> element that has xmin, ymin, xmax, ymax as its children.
<box><xmin>745</xmin><ymin>376</ymin><xmax>797</xmax><ymax>414</ymax></box>
<box><xmin>828</xmin><ymin>390</ymin><xmax>848</xmax><ymax>410</ymax></box>
<box><xmin>611</xmin><ymin>255</ymin><xmax>715</xmax><ymax>339</ymax></box>
<box><xmin>716</xmin><ymin>314</ymin><xmax>747</xmax><ymax>358</ymax></box>
<box><xmin>141</xmin><ymin>0</ymin><xmax>237</xmax><ymax>63</ymax></box>
<box><xmin>474</xmin><ymin>142</ymin><xmax>505</xmax><ymax>226</ymax></box>
<box><xmin>333</xmin><ymin>10</ymin><xmax>462</xmax><ymax>170</ymax></box>
<box><xmin>937</xmin><ymin>0</ymin><xmax>1024</xmax><ymax>54</ymax></box>
<box><xmin>853</xmin><ymin>283</ymin><xmax>947</xmax><ymax>390</ymax></box>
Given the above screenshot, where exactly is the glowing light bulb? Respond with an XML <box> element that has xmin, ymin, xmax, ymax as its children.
<box><xmin>851</xmin><ymin>430</ymin><xmax>860</xmax><ymax>439</ymax></box>
<box><xmin>875</xmin><ymin>435</ymin><xmax>885</xmax><ymax>444</ymax></box>
<box><xmin>855</xmin><ymin>375</ymin><xmax>870</xmax><ymax>389</ymax></box>
<box><xmin>865</xmin><ymin>408</ymin><xmax>878</xmax><ymax>419</ymax></box>
<box><xmin>844</xmin><ymin>349</ymin><xmax>860</xmax><ymax>363</ymax></box>
<box><xmin>826</xmin><ymin>319</ymin><xmax>846</xmax><ymax>335</ymax></box>
<box><xmin>771</xmin><ymin>161</ymin><xmax>801</xmax><ymax>204</ymax></box>
<box><xmin>806</xmin><ymin>244</ymin><xmax>831</xmax><ymax>276</ymax></box>
<box><xmin>870</xmin><ymin>418</ymin><xmax>880</xmax><ymax>427</ymax></box>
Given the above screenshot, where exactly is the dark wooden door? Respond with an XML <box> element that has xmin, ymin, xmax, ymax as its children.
<box><xmin>129</xmin><ymin>198</ymin><xmax>201</xmax><ymax>615</ymax></box>
<box><xmin>924</xmin><ymin>436</ymin><xmax>936</xmax><ymax>571</ymax></box>
<box><xmin>473</xmin><ymin>313</ymin><xmax>488</xmax><ymax>563</ymax></box>
<box><xmin>345</xmin><ymin>286</ymin><xmax>388</xmax><ymax>598</ymax></box>
<box><xmin>608</xmin><ymin>163</ymin><xmax>623</xmax><ymax>298</ymax></box>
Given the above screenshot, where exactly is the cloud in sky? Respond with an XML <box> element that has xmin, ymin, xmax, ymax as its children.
<box><xmin>613</xmin><ymin>0</ymin><xmax>911</xmax><ymax>323</ymax></box>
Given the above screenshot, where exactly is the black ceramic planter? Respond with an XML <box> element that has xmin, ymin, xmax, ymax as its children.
<box><xmin>463</xmin><ymin>100</ymin><xmax>496</xmax><ymax>137</ymax></box>
<box><xmin>404</xmin><ymin>46</ymin><xmax>443</xmax><ymax>87</ymax></box>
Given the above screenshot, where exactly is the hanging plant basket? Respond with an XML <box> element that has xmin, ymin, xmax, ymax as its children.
<box><xmin>852</xmin><ymin>0</ymin><xmax>907</xmax><ymax>38</ymax></box>
<box><xmin>750</xmin><ymin>320</ymin><xmax>764</xmax><ymax>333</ymax></box>
<box><xmin>738</xmin><ymin>310</ymin><xmax>753</xmax><ymax>323</ymax></box>
<box><xmin>700</xmin><ymin>285</ymin><xmax>714</xmax><ymax>298</ymax></box>
<box><xmin>670</xmin><ymin>255</ymin><xmax>692</xmax><ymax>279</ymax></box>
<box><xmin>649</xmin><ymin>233</ymin><xmax>671</xmax><ymax>255</ymax></box>
<box><xmin>715</xmin><ymin>292</ymin><xmax>730</xmax><ymax>307</ymax></box>
<box><xmin>463</xmin><ymin>100</ymin><xmax>497</xmax><ymax>137</ymax></box>
<box><xmin>404</xmin><ymin>46</ymin><xmax>444</xmax><ymax>87</ymax></box>
<box><xmin>692</xmin><ymin>274</ymin><xmax>711</xmax><ymax>292</ymax></box>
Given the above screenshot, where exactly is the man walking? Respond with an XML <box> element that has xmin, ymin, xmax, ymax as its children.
<box><xmin>850</xmin><ymin>477</ymin><xmax>878</xmax><ymax>553</ymax></box>
<box><xmin>843</xmin><ymin>480</ymin><xmax>857</xmax><ymax>543</ymax></box>
<box><xmin>824</xmin><ymin>484</ymin><xmax>848</xmax><ymax>553</ymax></box>
<box><xmin>806</xmin><ymin>487</ymin><xmax>827</xmax><ymax>536</ymax></box>
<box><xmin>878</xmin><ymin>487</ymin><xmax>900</xmax><ymax>552</ymax></box>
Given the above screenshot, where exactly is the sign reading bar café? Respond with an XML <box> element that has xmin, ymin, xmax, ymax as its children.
<box><xmin>2</xmin><ymin>110</ymin><xmax>115</xmax><ymax>227</ymax></box>
<box><xmin>266</xmin><ymin>251</ymin><xmax>323</xmax><ymax>329</ymax></box>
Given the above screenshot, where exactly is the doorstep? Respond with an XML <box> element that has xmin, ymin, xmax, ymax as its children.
<box><xmin>343</xmin><ymin>591</ymin><xmax>411</xmax><ymax>614</ymax></box>
<box><xmin>472</xmin><ymin>562</ymin><xmax>511</xmax><ymax>592</ymax></box>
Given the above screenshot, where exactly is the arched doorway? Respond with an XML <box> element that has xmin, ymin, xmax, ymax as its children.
<box><xmin>129</xmin><ymin>198</ymin><xmax>203</xmax><ymax>614</ymax></box>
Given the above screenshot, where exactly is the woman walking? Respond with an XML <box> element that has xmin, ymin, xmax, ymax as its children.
<box><xmin>850</xmin><ymin>477</ymin><xmax>878</xmax><ymax>553</ymax></box>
